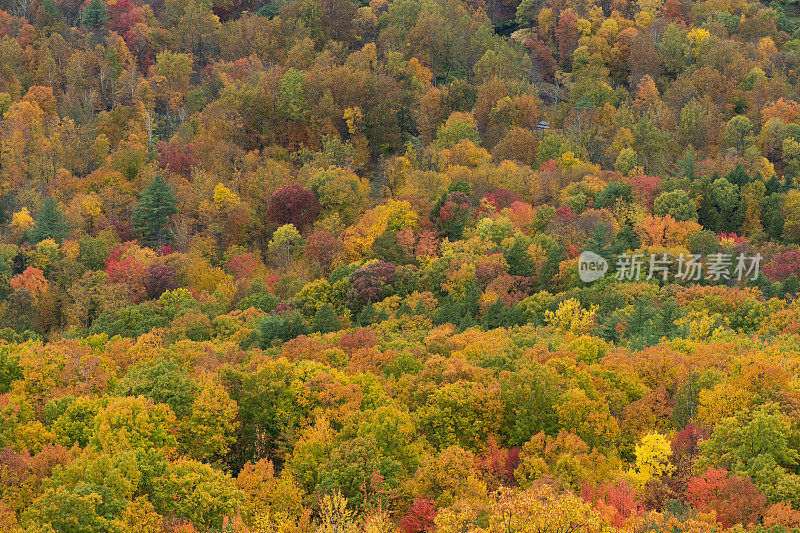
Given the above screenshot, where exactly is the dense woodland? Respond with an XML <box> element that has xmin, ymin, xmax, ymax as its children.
<box><xmin>4</xmin><ymin>0</ymin><xmax>800</xmax><ymax>529</ymax></box>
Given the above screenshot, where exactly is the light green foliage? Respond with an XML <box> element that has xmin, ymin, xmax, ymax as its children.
<box><xmin>654</xmin><ymin>189</ymin><xmax>697</xmax><ymax>221</ymax></box>
<box><xmin>151</xmin><ymin>458</ymin><xmax>241</xmax><ymax>529</ymax></box>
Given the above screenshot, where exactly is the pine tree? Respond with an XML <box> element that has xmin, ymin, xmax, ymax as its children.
<box><xmin>482</xmin><ymin>299</ymin><xmax>506</xmax><ymax>330</ymax></box>
<box><xmin>679</xmin><ymin>147</ymin><xmax>697</xmax><ymax>179</ymax></box>
<box><xmin>312</xmin><ymin>304</ymin><xmax>340</xmax><ymax>334</ymax></box>
<box><xmin>43</xmin><ymin>0</ymin><xmax>61</xmax><ymax>19</ymax></box>
<box><xmin>82</xmin><ymin>0</ymin><xmax>108</xmax><ymax>29</ymax></box>
<box><xmin>782</xmin><ymin>274</ymin><xmax>800</xmax><ymax>298</ymax></box>
<box><xmin>725</xmin><ymin>164</ymin><xmax>750</xmax><ymax>188</ymax></box>
<box><xmin>30</xmin><ymin>198</ymin><xmax>71</xmax><ymax>244</ymax></box>
<box><xmin>357</xmin><ymin>303</ymin><xmax>376</xmax><ymax>326</ymax></box>
<box><xmin>765</xmin><ymin>174</ymin><xmax>782</xmax><ymax>195</ymax></box>
<box><xmin>133</xmin><ymin>175</ymin><xmax>178</xmax><ymax>249</ymax></box>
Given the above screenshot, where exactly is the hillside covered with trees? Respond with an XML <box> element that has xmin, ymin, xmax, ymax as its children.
<box><xmin>3</xmin><ymin>0</ymin><xmax>800</xmax><ymax>530</ymax></box>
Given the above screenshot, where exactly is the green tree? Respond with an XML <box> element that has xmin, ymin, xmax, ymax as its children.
<box><xmin>633</xmin><ymin>116</ymin><xmax>669</xmax><ymax>174</ymax></box>
<box><xmin>709</xmin><ymin>177</ymin><xmax>740</xmax><ymax>231</ymax></box>
<box><xmin>132</xmin><ymin>175</ymin><xmax>178</xmax><ymax>249</ymax></box>
<box><xmin>269</xmin><ymin>223</ymin><xmax>303</xmax><ymax>269</ymax></box>
<box><xmin>699</xmin><ymin>404</ymin><xmax>800</xmax><ymax>504</ymax></box>
<box><xmin>258</xmin><ymin>310</ymin><xmax>308</xmax><ymax>347</ymax></box>
<box><xmin>316</xmin><ymin>435</ymin><xmax>403</xmax><ymax>510</ymax></box>
<box><xmin>31</xmin><ymin>197</ymin><xmax>71</xmax><ymax>244</ymax></box>
<box><xmin>50</xmin><ymin>396</ymin><xmax>103</xmax><ymax>448</ymax></box>
<box><xmin>536</xmin><ymin>132</ymin><xmax>576</xmax><ymax>165</ymax></box>
<box><xmin>761</xmin><ymin>193</ymin><xmax>783</xmax><ymax>240</ymax></box>
<box><xmin>501</xmin><ymin>364</ymin><xmax>561</xmax><ymax>446</ymax></box>
<box><xmin>117</xmin><ymin>359</ymin><xmax>198</xmax><ymax>418</ymax></box>
<box><xmin>657</xmin><ymin>24</ymin><xmax>688</xmax><ymax>77</ymax></box>
<box><xmin>515</xmin><ymin>0</ymin><xmax>542</xmax><ymax>27</ymax></box>
<box><xmin>182</xmin><ymin>378</ymin><xmax>239</xmax><ymax>462</ymax></box>
<box><xmin>435</xmin><ymin>116</ymin><xmax>481</xmax><ymax>150</ymax></box>
<box><xmin>91</xmin><ymin>396</ymin><xmax>177</xmax><ymax>453</ymax></box>
<box><xmin>82</xmin><ymin>0</ymin><xmax>108</xmax><ymax>29</ymax></box>
<box><xmin>699</xmin><ymin>177</ymin><xmax>741</xmax><ymax>233</ymax></box>
<box><xmin>279</xmin><ymin>68</ymin><xmax>309</xmax><ymax>122</ymax></box>
<box><xmin>783</xmin><ymin>138</ymin><xmax>800</xmax><ymax>180</ymax></box>
<box><xmin>654</xmin><ymin>189</ymin><xmax>697</xmax><ymax>221</ymax></box>
<box><xmin>22</xmin><ymin>452</ymin><xmax>139</xmax><ymax>533</ymax></box>
<box><xmin>614</xmin><ymin>147</ymin><xmax>637</xmax><ymax>175</ymax></box>
<box><xmin>723</xmin><ymin>115</ymin><xmax>754</xmax><ymax>155</ymax></box>
<box><xmin>311</xmin><ymin>303</ymin><xmax>340</xmax><ymax>333</ymax></box>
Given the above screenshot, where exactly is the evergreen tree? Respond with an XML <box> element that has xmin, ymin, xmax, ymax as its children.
<box><xmin>311</xmin><ymin>304</ymin><xmax>340</xmax><ymax>334</ymax></box>
<box><xmin>433</xmin><ymin>294</ymin><xmax>461</xmax><ymax>326</ymax></box>
<box><xmin>725</xmin><ymin>164</ymin><xmax>750</xmax><ymax>188</ymax></box>
<box><xmin>785</xmin><ymin>174</ymin><xmax>795</xmax><ymax>192</ymax></box>
<box><xmin>679</xmin><ymin>147</ymin><xmax>697</xmax><ymax>179</ymax></box>
<box><xmin>781</xmin><ymin>275</ymin><xmax>800</xmax><ymax>298</ymax></box>
<box><xmin>357</xmin><ymin>303</ymin><xmax>376</xmax><ymax>326</ymax></box>
<box><xmin>43</xmin><ymin>0</ymin><xmax>61</xmax><ymax>20</ymax></box>
<box><xmin>82</xmin><ymin>0</ymin><xmax>108</xmax><ymax>29</ymax></box>
<box><xmin>257</xmin><ymin>311</ymin><xmax>308</xmax><ymax>348</ymax></box>
<box><xmin>133</xmin><ymin>175</ymin><xmax>178</xmax><ymax>249</ymax></box>
<box><xmin>256</xmin><ymin>0</ymin><xmax>281</xmax><ymax>18</ymax></box>
<box><xmin>396</xmin><ymin>300</ymin><xmax>414</xmax><ymax>317</ymax></box>
<box><xmin>608</xmin><ymin>225</ymin><xmax>640</xmax><ymax>269</ymax></box>
<box><xmin>765</xmin><ymin>174</ymin><xmax>782</xmax><ymax>195</ymax></box>
<box><xmin>356</xmin><ymin>303</ymin><xmax>387</xmax><ymax>326</ymax></box>
<box><xmin>482</xmin><ymin>299</ymin><xmax>506</xmax><ymax>330</ymax></box>
<box><xmin>504</xmin><ymin>234</ymin><xmax>536</xmax><ymax>276</ymax></box>
<box><xmin>585</xmin><ymin>222</ymin><xmax>613</xmax><ymax>260</ymax></box>
<box><xmin>30</xmin><ymin>198</ymin><xmax>71</xmax><ymax>244</ymax></box>
<box><xmin>752</xmin><ymin>272</ymin><xmax>775</xmax><ymax>299</ymax></box>
<box><xmin>761</xmin><ymin>193</ymin><xmax>784</xmax><ymax>240</ymax></box>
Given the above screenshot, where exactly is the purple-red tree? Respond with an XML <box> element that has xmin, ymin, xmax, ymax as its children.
<box><xmin>143</xmin><ymin>263</ymin><xmax>177</xmax><ymax>299</ymax></box>
<box><xmin>266</xmin><ymin>184</ymin><xmax>321</xmax><ymax>232</ymax></box>
<box><xmin>555</xmin><ymin>10</ymin><xmax>578</xmax><ymax>68</ymax></box>
<box><xmin>525</xmin><ymin>36</ymin><xmax>557</xmax><ymax>80</ymax></box>
<box><xmin>348</xmin><ymin>261</ymin><xmax>395</xmax><ymax>305</ymax></box>
<box><xmin>764</xmin><ymin>250</ymin><xmax>800</xmax><ymax>282</ymax></box>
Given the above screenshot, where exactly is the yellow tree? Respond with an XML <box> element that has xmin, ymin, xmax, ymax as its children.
<box><xmin>629</xmin><ymin>432</ymin><xmax>675</xmax><ymax>486</ymax></box>
<box><xmin>487</xmin><ymin>485</ymin><xmax>605</xmax><ymax>533</ymax></box>
<box><xmin>181</xmin><ymin>377</ymin><xmax>239</xmax><ymax>462</ymax></box>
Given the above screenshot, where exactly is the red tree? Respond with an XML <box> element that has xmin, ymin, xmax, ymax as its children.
<box><xmin>525</xmin><ymin>36</ymin><xmax>557</xmax><ymax>80</ymax></box>
<box><xmin>581</xmin><ymin>482</ymin><xmax>643</xmax><ymax>528</ymax></box>
<box><xmin>686</xmin><ymin>468</ymin><xmax>767</xmax><ymax>528</ymax></box>
<box><xmin>266</xmin><ymin>184</ymin><xmax>321</xmax><ymax>231</ymax></box>
<box><xmin>304</xmin><ymin>230</ymin><xmax>342</xmax><ymax>272</ymax></box>
<box><xmin>400</xmin><ymin>497</ymin><xmax>437</xmax><ymax>533</ymax></box>
<box><xmin>157</xmin><ymin>140</ymin><xmax>199</xmax><ymax>177</ymax></box>
<box><xmin>555</xmin><ymin>10</ymin><xmax>578</xmax><ymax>68</ymax></box>
<box><xmin>670</xmin><ymin>423</ymin><xmax>708</xmax><ymax>477</ymax></box>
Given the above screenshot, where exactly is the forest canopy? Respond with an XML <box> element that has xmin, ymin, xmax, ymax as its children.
<box><xmin>2</xmin><ymin>0</ymin><xmax>800</xmax><ymax>530</ymax></box>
